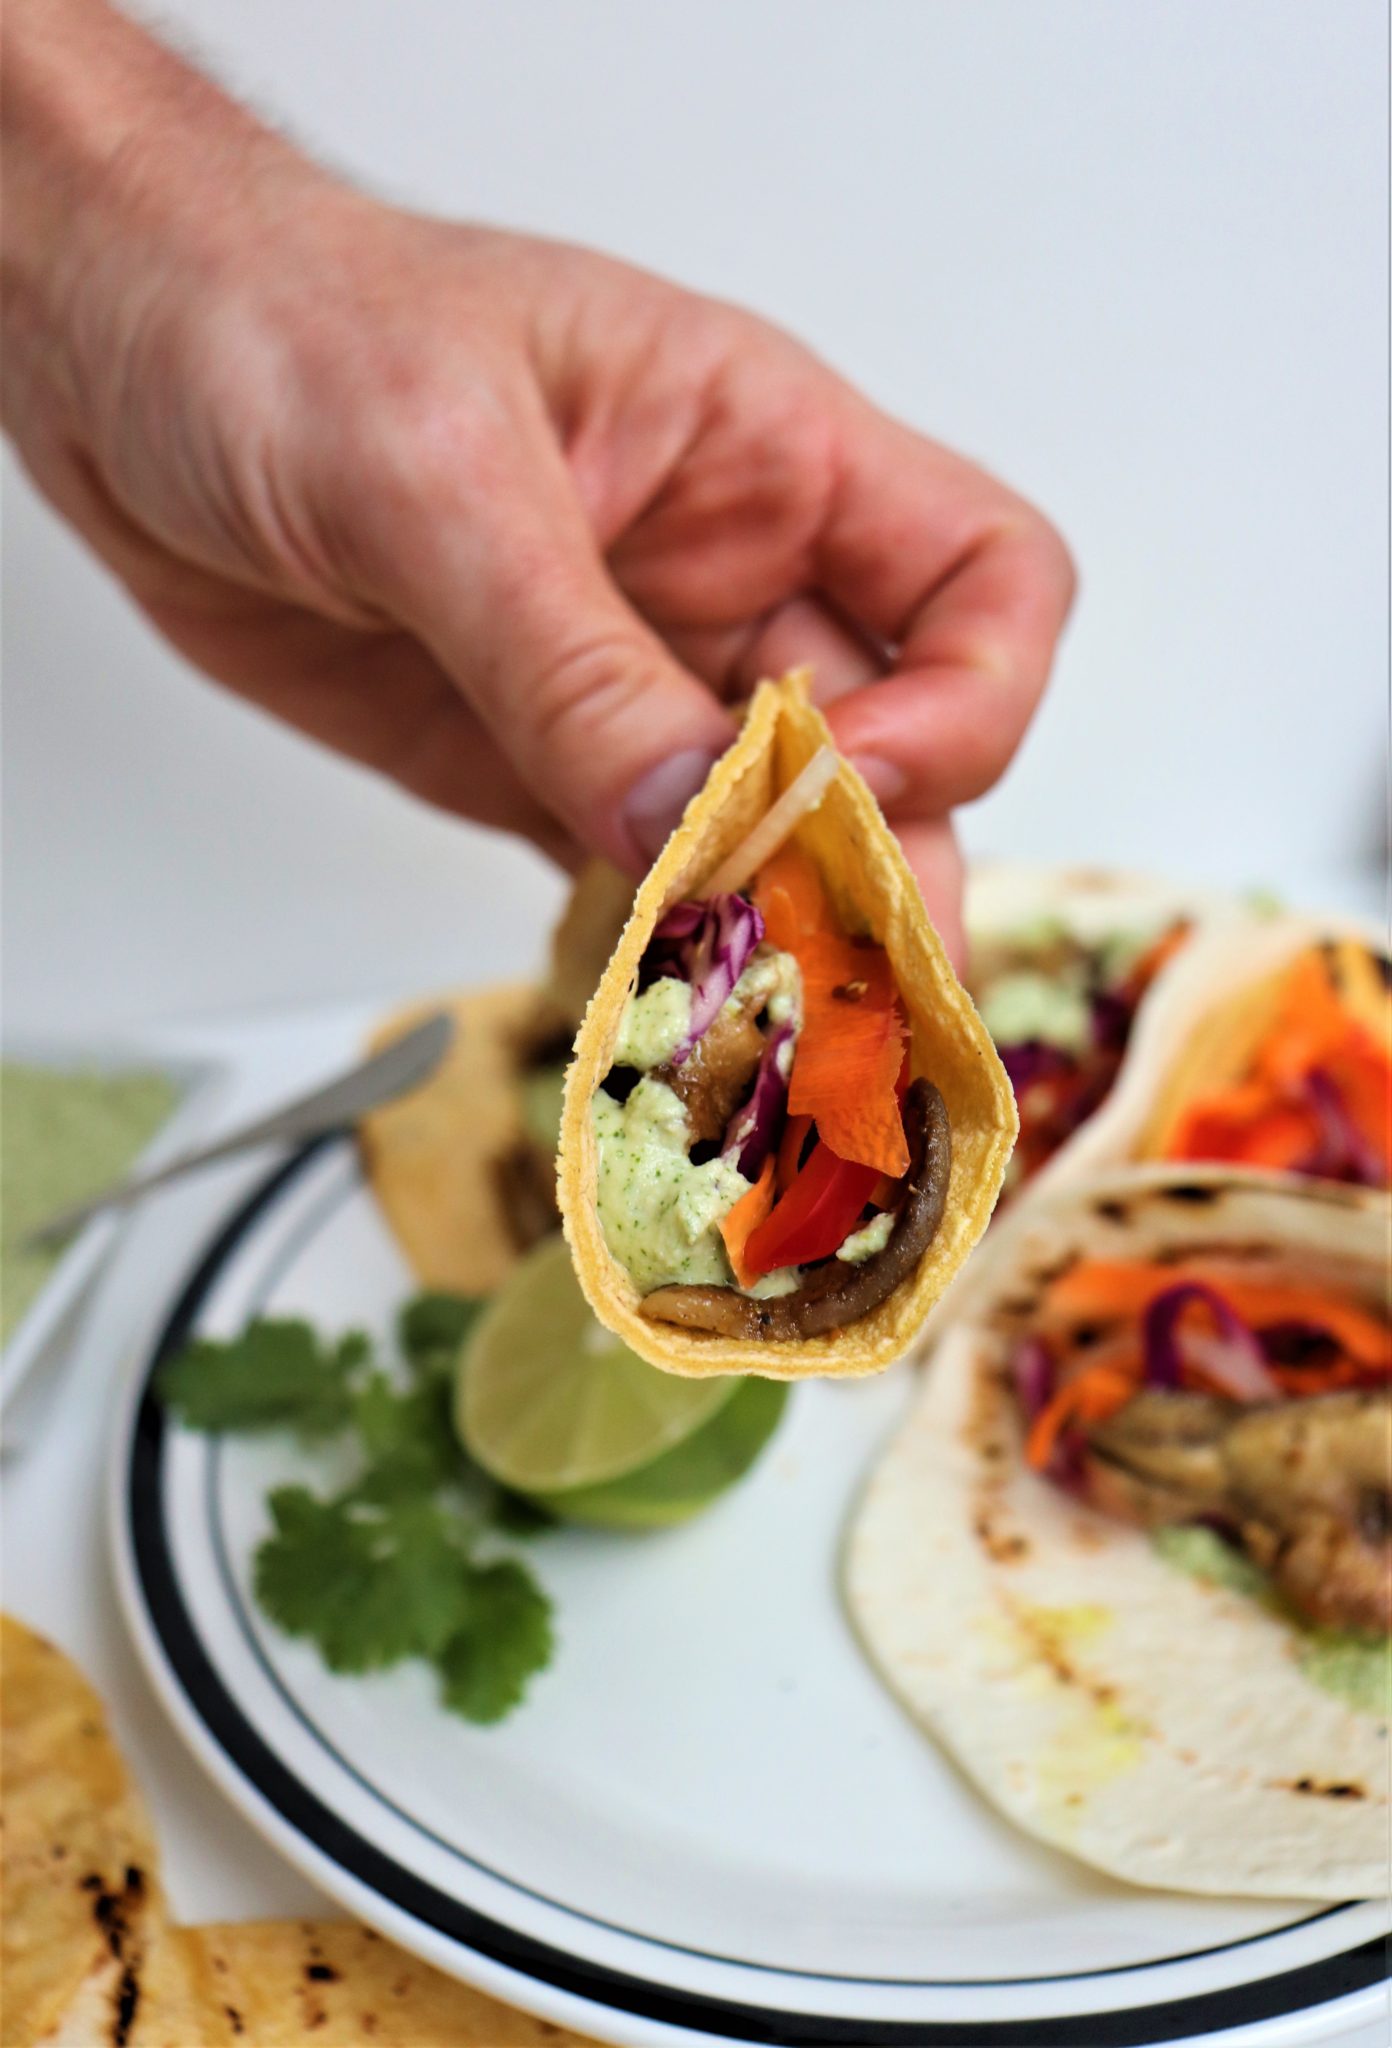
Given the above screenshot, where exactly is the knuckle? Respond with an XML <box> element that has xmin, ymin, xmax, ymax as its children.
<box><xmin>525</xmin><ymin>627</ymin><xmax>652</xmax><ymax>762</ymax></box>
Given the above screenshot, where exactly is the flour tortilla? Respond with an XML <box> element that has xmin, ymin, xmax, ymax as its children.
<box><xmin>558</xmin><ymin>671</ymin><xmax>1018</xmax><ymax>1379</ymax></box>
<box><xmin>1035</xmin><ymin>910</ymin><xmax>1387</xmax><ymax>1192</ymax></box>
<box><xmin>846</xmin><ymin>1165</ymin><xmax>1390</xmax><ymax>1898</ymax></box>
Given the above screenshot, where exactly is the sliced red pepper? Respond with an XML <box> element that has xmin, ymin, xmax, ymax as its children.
<box><xmin>776</xmin><ymin>1112</ymin><xmax>814</xmax><ymax>1192</ymax></box>
<box><xmin>741</xmin><ymin>1137</ymin><xmax>882</xmax><ymax>1276</ymax></box>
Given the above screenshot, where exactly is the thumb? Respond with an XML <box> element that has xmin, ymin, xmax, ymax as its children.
<box><xmin>377</xmin><ymin>436</ymin><xmax>734</xmax><ymax>870</ymax></box>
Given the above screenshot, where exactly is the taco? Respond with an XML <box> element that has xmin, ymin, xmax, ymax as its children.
<box><xmin>358</xmin><ymin>984</ymin><xmax>549</xmax><ymax>1295</ymax></box>
<box><xmin>964</xmin><ymin>864</ymin><xmax>1228</xmax><ymax>1204</ymax></box>
<box><xmin>1054</xmin><ymin>915</ymin><xmax>1390</xmax><ymax>1194</ymax></box>
<box><xmin>846</xmin><ymin>1165</ymin><xmax>1389</xmax><ymax>1897</ymax></box>
<box><xmin>557</xmin><ymin>671</ymin><xmax>1017</xmax><ymax>1379</ymax></box>
<box><xmin>359</xmin><ymin>865</ymin><xmax>636</xmax><ymax>1291</ymax></box>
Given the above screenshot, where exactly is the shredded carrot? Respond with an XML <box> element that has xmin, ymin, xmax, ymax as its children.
<box><xmin>1040</xmin><ymin>1258</ymin><xmax>1391</xmax><ymax>1373</ymax></box>
<box><xmin>754</xmin><ymin>845</ymin><xmax>909</xmax><ymax>1178</ymax></box>
<box><xmin>1025</xmin><ymin>1364</ymin><xmax>1138</xmax><ymax>1471</ymax></box>
<box><xmin>756</xmin><ymin>843</ymin><xmax>829</xmax><ymax>953</ymax></box>
<box><xmin>1123</xmin><ymin>920</ymin><xmax>1191</xmax><ymax>996</ymax></box>
<box><xmin>720</xmin><ymin>1156</ymin><xmax>777</xmax><ymax>1288</ymax></box>
<box><xmin>1163</xmin><ymin>945</ymin><xmax>1391</xmax><ymax>1181</ymax></box>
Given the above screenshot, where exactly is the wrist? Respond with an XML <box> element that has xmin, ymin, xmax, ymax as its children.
<box><xmin>1</xmin><ymin>0</ymin><xmax>325</xmax><ymax>431</ymax></box>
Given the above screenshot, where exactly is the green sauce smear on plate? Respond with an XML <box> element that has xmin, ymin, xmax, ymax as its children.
<box><xmin>2</xmin><ymin>1061</ymin><xmax>179</xmax><ymax>1341</ymax></box>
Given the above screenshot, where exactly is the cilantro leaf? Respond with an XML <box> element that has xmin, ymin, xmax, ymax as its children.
<box><xmin>157</xmin><ymin>1321</ymin><xmax>368</xmax><ymax>1437</ymax></box>
<box><xmin>161</xmin><ymin>1291</ymin><xmax>555</xmax><ymax>1724</ymax></box>
<box><xmin>436</xmin><ymin>1560</ymin><xmax>554</xmax><ymax>1723</ymax></box>
<box><xmin>351</xmin><ymin>1372</ymin><xmax>460</xmax><ymax>1496</ymax></box>
<box><xmin>398</xmin><ymin>1292</ymin><xmax>485</xmax><ymax>1383</ymax></box>
<box><xmin>254</xmin><ymin>1485</ymin><xmax>472</xmax><ymax>1671</ymax></box>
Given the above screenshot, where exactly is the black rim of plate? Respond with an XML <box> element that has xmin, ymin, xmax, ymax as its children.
<box><xmin>125</xmin><ymin>1141</ymin><xmax>1386</xmax><ymax>2048</ymax></box>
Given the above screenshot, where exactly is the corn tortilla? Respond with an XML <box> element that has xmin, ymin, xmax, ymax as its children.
<box><xmin>1</xmin><ymin>1617</ymin><xmax>601</xmax><ymax>2046</ymax></box>
<box><xmin>358</xmin><ymin>984</ymin><xmax>543</xmax><ymax>1296</ymax></box>
<box><xmin>557</xmin><ymin>671</ymin><xmax>1017</xmax><ymax>1378</ymax></box>
<box><xmin>1</xmin><ymin>1615</ymin><xmax>163</xmax><ymax>2048</ymax></box>
<box><xmin>1040</xmin><ymin>912</ymin><xmax>1387</xmax><ymax>1192</ymax></box>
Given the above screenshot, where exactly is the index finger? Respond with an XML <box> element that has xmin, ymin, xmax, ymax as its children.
<box><xmin>813</xmin><ymin>400</ymin><xmax>1076</xmax><ymax>813</ymax></box>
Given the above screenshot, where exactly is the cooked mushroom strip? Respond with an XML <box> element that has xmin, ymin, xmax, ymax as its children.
<box><xmin>652</xmin><ymin>1003</ymin><xmax>767</xmax><ymax>1145</ymax></box>
<box><xmin>640</xmin><ymin>1079</ymin><xmax>951</xmax><ymax>1339</ymax></box>
<box><xmin>492</xmin><ymin>1140</ymin><xmax>559</xmax><ymax>1253</ymax></box>
<box><xmin>1085</xmin><ymin>1391</ymin><xmax>1232</xmax><ymax>1526</ymax></box>
<box><xmin>1088</xmin><ymin>1387</ymin><xmax>1392</xmax><ymax>1633</ymax></box>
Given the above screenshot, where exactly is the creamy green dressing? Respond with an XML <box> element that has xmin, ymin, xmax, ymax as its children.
<box><xmin>975</xmin><ymin>919</ymin><xmax>1161</xmax><ymax>1057</ymax></box>
<box><xmin>1296</xmin><ymin>1631</ymin><xmax>1389</xmax><ymax>1718</ymax></box>
<box><xmin>837</xmin><ymin>1211</ymin><xmax>894</xmax><ymax>1263</ymax></box>
<box><xmin>978</xmin><ymin>970</ymin><xmax>1092</xmax><ymax>1056</ymax></box>
<box><xmin>746</xmin><ymin>1265</ymin><xmax>801</xmax><ymax>1298</ymax></box>
<box><xmin>596</xmin><ymin>943</ymin><xmax>895</xmax><ymax>1300</ymax></box>
<box><xmin>612</xmin><ymin>947</ymin><xmax>803</xmax><ymax>1074</ymax></box>
<box><xmin>1151</xmin><ymin>1526</ymin><xmax>1389</xmax><ymax>1717</ymax></box>
<box><xmin>592</xmin><ymin>1079</ymin><xmax>750</xmax><ymax>1292</ymax></box>
<box><xmin>2</xmin><ymin>1062</ymin><xmax>180</xmax><ymax>1342</ymax></box>
<box><xmin>613</xmin><ymin>979</ymin><xmax>693</xmax><ymax>1069</ymax></box>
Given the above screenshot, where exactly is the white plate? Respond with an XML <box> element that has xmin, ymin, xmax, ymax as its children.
<box><xmin>110</xmin><ymin>1136</ymin><xmax>1387</xmax><ymax>2047</ymax></box>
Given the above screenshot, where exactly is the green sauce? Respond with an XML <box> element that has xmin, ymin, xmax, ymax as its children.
<box><xmin>978</xmin><ymin>970</ymin><xmax>1092</xmax><ymax>1055</ymax></box>
<box><xmin>1296</xmin><ymin>1631</ymin><xmax>1389</xmax><ymax>1718</ymax></box>
<box><xmin>1151</xmin><ymin>1526</ymin><xmax>1389</xmax><ymax>1717</ymax></box>
<box><xmin>2</xmin><ymin>1062</ymin><xmax>179</xmax><ymax>1341</ymax></box>
<box><xmin>612</xmin><ymin>979</ymin><xmax>693</xmax><ymax>1069</ymax></box>
<box><xmin>1150</xmin><ymin>1524</ymin><xmax>1272</xmax><ymax>1601</ymax></box>
<box><xmin>836</xmin><ymin>1211</ymin><xmax>894</xmax><ymax>1263</ymax></box>
<box><xmin>592</xmin><ymin>1078</ymin><xmax>749</xmax><ymax>1292</ymax></box>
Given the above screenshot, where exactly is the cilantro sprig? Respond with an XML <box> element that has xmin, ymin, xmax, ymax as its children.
<box><xmin>156</xmin><ymin>1296</ymin><xmax>553</xmax><ymax>1724</ymax></box>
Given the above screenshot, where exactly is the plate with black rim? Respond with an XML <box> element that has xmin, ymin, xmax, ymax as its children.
<box><xmin>110</xmin><ymin>1131</ymin><xmax>1387</xmax><ymax>2047</ymax></box>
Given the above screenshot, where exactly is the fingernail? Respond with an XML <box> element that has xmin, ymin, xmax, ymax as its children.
<box><xmin>624</xmin><ymin>748</ymin><xmax>723</xmax><ymax>863</ymax></box>
<box><xmin>850</xmin><ymin>753</ymin><xmax>908</xmax><ymax>809</ymax></box>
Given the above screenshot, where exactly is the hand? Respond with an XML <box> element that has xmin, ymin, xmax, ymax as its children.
<box><xmin>3</xmin><ymin>1</ymin><xmax>1073</xmax><ymax>954</ymax></box>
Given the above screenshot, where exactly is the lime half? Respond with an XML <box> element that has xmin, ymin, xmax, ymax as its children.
<box><xmin>458</xmin><ymin>1236</ymin><xmax>734</xmax><ymax>1493</ymax></box>
<box><xmin>539</xmin><ymin>1377</ymin><xmax>788</xmax><ymax>1529</ymax></box>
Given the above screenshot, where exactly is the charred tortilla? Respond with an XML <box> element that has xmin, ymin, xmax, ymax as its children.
<box><xmin>845</xmin><ymin>1166</ymin><xmax>1390</xmax><ymax>1898</ymax></box>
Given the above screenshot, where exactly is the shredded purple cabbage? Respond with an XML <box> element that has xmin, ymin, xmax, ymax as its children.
<box><xmin>647</xmin><ymin>894</ymin><xmax>764</xmax><ymax>1066</ymax></box>
<box><xmin>722</xmin><ymin>1022</ymin><xmax>794</xmax><ymax>1179</ymax></box>
<box><xmin>1012</xmin><ymin>1337</ymin><xmax>1054</xmax><ymax>1422</ymax></box>
<box><xmin>1142</xmin><ymin>1283</ymin><xmax>1274</xmax><ymax>1396</ymax></box>
<box><xmin>1299</xmin><ymin>1067</ymin><xmax>1385</xmax><ymax>1187</ymax></box>
<box><xmin>1090</xmin><ymin>989</ymin><xmax>1132</xmax><ymax>1053</ymax></box>
<box><xmin>998</xmin><ymin>1040</ymin><xmax>1074</xmax><ymax>1094</ymax></box>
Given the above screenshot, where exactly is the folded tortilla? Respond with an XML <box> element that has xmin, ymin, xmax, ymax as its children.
<box><xmin>963</xmin><ymin>862</ymin><xmax>1232</xmax><ymax>1201</ymax></box>
<box><xmin>845</xmin><ymin>1164</ymin><xmax>1390</xmax><ymax>1898</ymax></box>
<box><xmin>557</xmin><ymin>671</ymin><xmax>1017</xmax><ymax>1379</ymax></box>
<box><xmin>1048</xmin><ymin>911</ymin><xmax>1387</xmax><ymax>1188</ymax></box>
<box><xmin>358</xmin><ymin>984</ymin><xmax>545</xmax><ymax>1296</ymax></box>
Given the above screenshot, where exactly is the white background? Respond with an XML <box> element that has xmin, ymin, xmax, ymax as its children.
<box><xmin>3</xmin><ymin>0</ymin><xmax>1387</xmax><ymax>1038</ymax></box>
